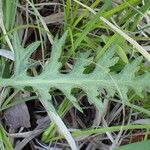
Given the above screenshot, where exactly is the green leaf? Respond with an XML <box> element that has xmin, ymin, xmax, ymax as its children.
<box><xmin>0</xmin><ymin>125</ymin><xmax>13</xmax><ymax>150</ymax></box>
<box><xmin>0</xmin><ymin>31</ymin><xmax>150</xmax><ymax>150</ymax></box>
<box><xmin>116</xmin><ymin>140</ymin><xmax>150</xmax><ymax>150</ymax></box>
<box><xmin>0</xmin><ymin>32</ymin><xmax>150</xmax><ymax>112</ymax></box>
<box><xmin>116</xmin><ymin>45</ymin><xmax>129</xmax><ymax>63</ymax></box>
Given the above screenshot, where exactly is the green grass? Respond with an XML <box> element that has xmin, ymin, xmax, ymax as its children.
<box><xmin>0</xmin><ymin>0</ymin><xmax>150</xmax><ymax>149</ymax></box>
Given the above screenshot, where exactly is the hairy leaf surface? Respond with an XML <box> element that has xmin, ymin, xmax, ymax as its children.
<box><xmin>0</xmin><ymin>32</ymin><xmax>150</xmax><ymax>113</ymax></box>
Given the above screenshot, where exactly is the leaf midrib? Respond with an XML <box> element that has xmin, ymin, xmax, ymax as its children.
<box><xmin>0</xmin><ymin>77</ymin><xmax>131</xmax><ymax>88</ymax></box>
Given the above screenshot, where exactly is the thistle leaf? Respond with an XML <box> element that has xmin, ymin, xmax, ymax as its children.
<box><xmin>0</xmin><ymin>32</ymin><xmax>150</xmax><ymax>112</ymax></box>
<box><xmin>0</xmin><ymin>32</ymin><xmax>150</xmax><ymax>150</ymax></box>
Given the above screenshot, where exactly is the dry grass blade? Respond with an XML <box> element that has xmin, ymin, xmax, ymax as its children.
<box><xmin>26</xmin><ymin>0</ymin><xmax>54</xmax><ymax>44</ymax></box>
<box><xmin>0</xmin><ymin>49</ymin><xmax>14</xmax><ymax>60</ymax></box>
<box><xmin>100</xmin><ymin>17</ymin><xmax>150</xmax><ymax>61</ymax></box>
<box><xmin>42</xmin><ymin>12</ymin><xmax>64</xmax><ymax>24</ymax></box>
